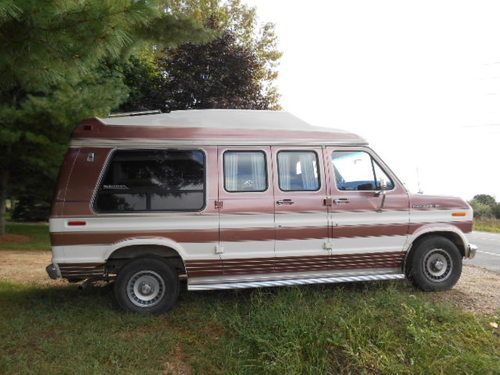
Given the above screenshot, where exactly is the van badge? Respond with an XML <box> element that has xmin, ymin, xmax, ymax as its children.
<box><xmin>412</xmin><ymin>204</ymin><xmax>440</xmax><ymax>209</ymax></box>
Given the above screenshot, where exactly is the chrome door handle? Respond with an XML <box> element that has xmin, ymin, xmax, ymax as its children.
<box><xmin>334</xmin><ymin>198</ymin><xmax>350</xmax><ymax>204</ymax></box>
<box><xmin>276</xmin><ymin>199</ymin><xmax>295</xmax><ymax>205</ymax></box>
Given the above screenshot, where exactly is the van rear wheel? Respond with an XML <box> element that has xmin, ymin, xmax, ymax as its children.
<box><xmin>114</xmin><ymin>258</ymin><xmax>179</xmax><ymax>314</ymax></box>
<box><xmin>407</xmin><ymin>236</ymin><xmax>462</xmax><ymax>291</ymax></box>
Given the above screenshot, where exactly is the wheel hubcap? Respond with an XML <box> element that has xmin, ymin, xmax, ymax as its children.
<box><xmin>423</xmin><ymin>249</ymin><xmax>452</xmax><ymax>281</ymax></box>
<box><xmin>127</xmin><ymin>270</ymin><xmax>166</xmax><ymax>307</ymax></box>
<box><xmin>433</xmin><ymin>260</ymin><xmax>444</xmax><ymax>271</ymax></box>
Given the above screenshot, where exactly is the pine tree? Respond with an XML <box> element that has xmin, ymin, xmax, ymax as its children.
<box><xmin>0</xmin><ymin>0</ymin><xmax>210</xmax><ymax>234</ymax></box>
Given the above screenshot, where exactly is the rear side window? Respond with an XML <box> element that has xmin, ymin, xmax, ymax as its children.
<box><xmin>277</xmin><ymin>151</ymin><xmax>320</xmax><ymax>191</ymax></box>
<box><xmin>331</xmin><ymin>150</ymin><xmax>394</xmax><ymax>191</ymax></box>
<box><xmin>224</xmin><ymin>151</ymin><xmax>267</xmax><ymax>192</ymax></box>
<box><xmin>94</xmin><ymin>150</ymin><xmax>205</xmax><ymax>212</ymax></box>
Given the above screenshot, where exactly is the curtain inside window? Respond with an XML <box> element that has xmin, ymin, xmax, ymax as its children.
<box><xmin>224</xmin><ymin>152</ymin><xmax>266</xmax><ymax>191</ymax></box>
<box><xmin>278</xmin><ymin>153</ymin><xmax>291</xmax><ymax>190</ymax></box>
<box><xmin>278</xmin><ymin>152</ymin><xmax>319</xmax><ymax>191</ymax></box>
<box><xmin>225</xmin><ymin>152</ymin><xmax>239</xmax><ymax>191</ymax></box>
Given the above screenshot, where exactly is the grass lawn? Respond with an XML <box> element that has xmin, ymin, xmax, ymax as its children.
<box><xmin>0</xmin><ymin>280</ymin><xmax>498</xmax><ymax>375</ymax></box>
<box><xmin>0</xmin><ymin>223</ymin><xmax>498</xmax><ymax>374</ymax></box>
<box><xmin>0</xmin><ymin>222</ymin><xmax>50</xmax><ymax>251</ymax></box>
<box><xmin>474</xmin><ymin>219</ymin><xmax>500</xmax><ymax>233</ymax></box>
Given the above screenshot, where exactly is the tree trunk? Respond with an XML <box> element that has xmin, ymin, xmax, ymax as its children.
<box><xmin>0</xmin><ymin>169</ymin><xmax>8</xmax><ymax>236</ymax></box>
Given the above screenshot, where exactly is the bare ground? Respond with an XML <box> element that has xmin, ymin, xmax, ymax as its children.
<box><xmin>0</xmin><ymin>251</ymin><xmax>498</xmax><ymax>314</ymax></box>
<box><xmin>0</xmin><ymin>234</ymin><xmax>31</xmax><ymax>244</ymax></box>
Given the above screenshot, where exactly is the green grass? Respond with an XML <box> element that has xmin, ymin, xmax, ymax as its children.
<box><xmin>0</xmin><ymin>222</ymin><xmax>50</xmax><ymax>251</ymax></box>
<box><xmin>0</xmin><ymin>223</ymin><xmax>498</xmax><ymax>373</ymax></box>
<box><xmin>0</xmin><ymin>281</ymin><xmax>498</xmax><ymax>375</ymax></box>
<box><xmin>474</xmin><ymin>219</ymin><xmax>500</xmax><ymax>233</ymax></box>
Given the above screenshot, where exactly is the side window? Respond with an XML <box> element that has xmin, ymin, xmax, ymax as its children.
<box><xmin>224</xmin><ymin>151</ymin><xmax>267</xmax><ymax>192</ymax></box>
<box><xmin>95</xmin><ymin>149</ymin><xmax>205</xmax><ymax>212</ymax></box>
<box><xmin>278</xmin><ymin>151</ymin><xmax>320</xmax><ymax>191</ymax></box>
<box><xmin>331</xmin><ymin>150</ymin><xmax>394</xmax><ymax>191</ymax></box>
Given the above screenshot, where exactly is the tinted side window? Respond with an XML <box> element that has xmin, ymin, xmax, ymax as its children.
<box><xmin>95</xmin><ymin>150</ymin><xmax>205</xmax><ymax>212</ymax></box>
<box><xmin>331</xmin><ymin>150</ymin><xmax>394</xmax><ymax>191</ymax></box>
<box><xmin>277</xmin><ymin>151</ymin><xmax>320</xmax><ymax>191</ymax></box>
<box><xmin>224</xmin><ymin>151</ymin><xmax>267</xmax><ymax>192</ymax></box>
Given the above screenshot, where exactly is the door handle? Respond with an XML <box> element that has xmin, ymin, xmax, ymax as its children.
<box><xmin>334</xmin><ymin>198</ymin><xmax>350</xmax><ymax>204</ymax></box>
<box><xmin>276</xmin><ymin>199</ymin><xmax>295</xmax><ymax>205</ymax></box>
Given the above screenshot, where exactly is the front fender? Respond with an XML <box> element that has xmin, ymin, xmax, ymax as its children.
<box><xmin>405</xmin><ymin>223</ymin><xmax>473</xmax><ymax>258</ymax></box>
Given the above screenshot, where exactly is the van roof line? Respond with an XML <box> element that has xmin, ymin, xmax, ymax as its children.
<box><xmin>96</xmin><ymin>109</ymin><xmax>350</xmax><ymax>133</ymax></box>
<box><xmin>107</xmin><ymin>110</ymin><xmax>162</xmax><ymax>118</ymax></box>
<box><xmin>74</xmin><ymin>109</ymin><xmax>367</xmax><ymax>146</ymax></box>
<box><xmin>69</xmin><ymin>138</ymin><xmax>368</xmax><ymax>148</ymax></box>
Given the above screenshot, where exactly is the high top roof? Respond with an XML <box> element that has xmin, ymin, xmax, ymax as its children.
<box><xmin>99</xmin><ymin>109</ymin><xmax>341</xmax><ymax>132</ymax></box>
<box><xmin>72</xmin><ymin>109</ymin><xmax>367</xmax><ymax>147</ymax></box>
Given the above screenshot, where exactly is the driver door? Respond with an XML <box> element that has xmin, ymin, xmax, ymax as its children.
<box><xmin>325</xmin><ymin>147</ymin><xmax>410</xmax><ymax>262</ymax></box>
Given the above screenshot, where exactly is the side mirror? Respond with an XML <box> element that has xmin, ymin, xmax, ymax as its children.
<box><xmin>379</xmin><ymin>178</ymin><xmax>388</xmax><ymax>191</ymax></box>
<box><xmin>374</xmin><ymin>179</ymin><xmax>388</xmax><ymax>197</ymax></box>
<box><xmin>375</xmin><ymin>179</ymin><xmax>388</xmax><ymax>212</ymax></box>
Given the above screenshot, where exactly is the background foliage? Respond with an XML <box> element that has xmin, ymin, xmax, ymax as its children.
<box><xmin>0</xmin><ymin>0</ymin><xmax>281</xmax><ymax>229</ymax></box>
<box><xmin>120</xmin><ymin>0</ymin><xmax>282</xmax><ymax>111</ymax></box>
<box><xmin>469</xmin><ymin>194</ymin><xmax>500</xmax><ymax>219</ymax></box>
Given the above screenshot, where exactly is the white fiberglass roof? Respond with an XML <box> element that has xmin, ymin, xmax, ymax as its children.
<box><xmin>98</xmin><ymin>109</ymin><xmax>351</xmax><ymax>134</ymax></box>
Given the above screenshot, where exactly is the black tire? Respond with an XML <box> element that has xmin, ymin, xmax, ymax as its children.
<box><xmin>407</xmin><ymin>236</ymin><xmax>462</xmax><ymax>291</ymax></box>
<box><xmin>114</xmin><ymin>258</ymin><xmax>179</xmax><ymax>314</ymax></box>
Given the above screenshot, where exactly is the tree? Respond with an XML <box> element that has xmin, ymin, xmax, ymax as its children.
<box><xmin>120</xmin><ymin>0</ymin><xmax>282</xmax><ymax>111</ymax></box>
<box><xmin>470</xmin><ymin>201</ymin><xmax>494</xmax><ymax>219</ymax></box>
<box><xmin>494</xmin><ymin>204</ymin><xmax>500</xmax><ymax>219</ymax></box>
<box><xmin>0</xmin><ymin>0</ymin><xmax>209</xmax><ymax>234</ymax></box>
<box><xmin>472</xmin><ymin>194</ymin><xmax>497</xmax><ymax>208</ymax></box>
<box><xmin>469</xmin><ymin>194</ymin><xmax>498</xmax><ymax>219</ymax></box>
<box><xmin>121</xmin><ymin>30</ymin><xmax>275</xmax><ymax>111</ymax></box>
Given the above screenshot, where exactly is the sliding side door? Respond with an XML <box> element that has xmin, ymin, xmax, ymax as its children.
<box><xmin>217</xmin><ymin>147</ymin><xmax>276</xmax><ymax>277</ymax></box>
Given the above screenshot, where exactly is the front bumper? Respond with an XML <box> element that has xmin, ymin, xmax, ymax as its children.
<box><xmin>467</xmin><ymin>243</ymin><xmax>478</xmax><ymax>259</ymax></box>
<box><xmin>46</xmin><ymin>263</ymin><xmax>61</xmax><ymax>279</ymax></box>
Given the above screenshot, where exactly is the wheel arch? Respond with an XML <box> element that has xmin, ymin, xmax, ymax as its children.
<box><xmin>104</xmin><ymin>238</ymin><xmax>187</xmax><ymax>276</ymax></box>
<box><xmin>404</xmin><ymin>227</ymin><xmax>467</xmax><ymax>273</ymax></box>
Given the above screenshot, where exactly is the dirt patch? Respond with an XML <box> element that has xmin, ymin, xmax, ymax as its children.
<box><xmin>0</xmin><ymin>234</ymin><xmax>31</xmax><ymax>244</ymax></box>
<box><xmin>427</xmin><ymin>265</ymin><xmax>500</xmax><ymax>314</ymax></box>
<box><xmin>0</xmin><ymin>250</ymin><xmax>498</xmax><ymax>314</ymax></box>
<box><xmin>162</xmin><ymin>346</ymin><xmax>193</xmax><ymax>375</ymax></box>
<box><xmin>0</xmin><ymin>250</ymin><xmax>54</xmax><ymax>284</ymax></box>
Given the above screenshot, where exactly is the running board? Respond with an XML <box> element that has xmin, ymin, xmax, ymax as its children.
<box><xmin>188</xmin><ymin>273</ymin><xmax>406</xmax><ymax>291</ymax></box>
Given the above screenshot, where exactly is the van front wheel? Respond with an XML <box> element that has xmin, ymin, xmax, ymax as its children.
<box><xmin>407</xmin><ymin>236</ymin><xmax>462</xmax><ymax>291</ymax></box>
<box><xmin>114</xmin><ymin>258</ymin><xmax>179</xmax><ymax>314</ymax></box>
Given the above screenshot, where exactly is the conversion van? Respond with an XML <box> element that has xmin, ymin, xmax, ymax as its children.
<box><xmin>47</xmin><ymin>109</ymin><xmax>477</xmax><ymax>313</ymax></box>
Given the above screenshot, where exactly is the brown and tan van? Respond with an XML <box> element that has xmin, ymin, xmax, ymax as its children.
<box><xmin>47</xmin><ymin>109</ymin><xmax>477</xmax><ymax>313</ymax></box>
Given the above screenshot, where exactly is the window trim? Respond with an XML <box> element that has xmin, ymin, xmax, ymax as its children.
<box><xmin>277</xmin><ymin>150</ymin><xmax>321</xmax><ymax>192</ymax></box>
<box><xmin>331</xmin><ymin>149</ymin><xmax>395</xmax><ymax>193</ymax></box>
<box><xmin>223</xmin><ymin>150</ymin><xmax>269</xmax><ymax>193</ymax></box>
<box><xmin>92</xmin><ymin>148</ymin><xmax>207</xmax><ymax>214</ymax></box>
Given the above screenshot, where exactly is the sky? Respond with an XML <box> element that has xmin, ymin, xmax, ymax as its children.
<box><xmin>246</xmin><ymin>0</ymin><xmax>500</xmax><ymax>200</ymax></box>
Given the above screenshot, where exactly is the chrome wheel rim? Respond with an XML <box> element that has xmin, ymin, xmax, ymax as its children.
<box><xmin>127</xmin><ymin>270</ymin><xmax>165</xmax><ymax>308</ymax></box>
<box><xmin>423</xmin><ymin>249</ymin><xmax>452</xmax><ymax>282</ymax></box>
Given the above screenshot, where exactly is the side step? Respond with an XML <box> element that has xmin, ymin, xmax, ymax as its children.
<box><xmin>188</xmin><ymin>273</ymin><xmax>406</xmax><ymax>291</ymax></box>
